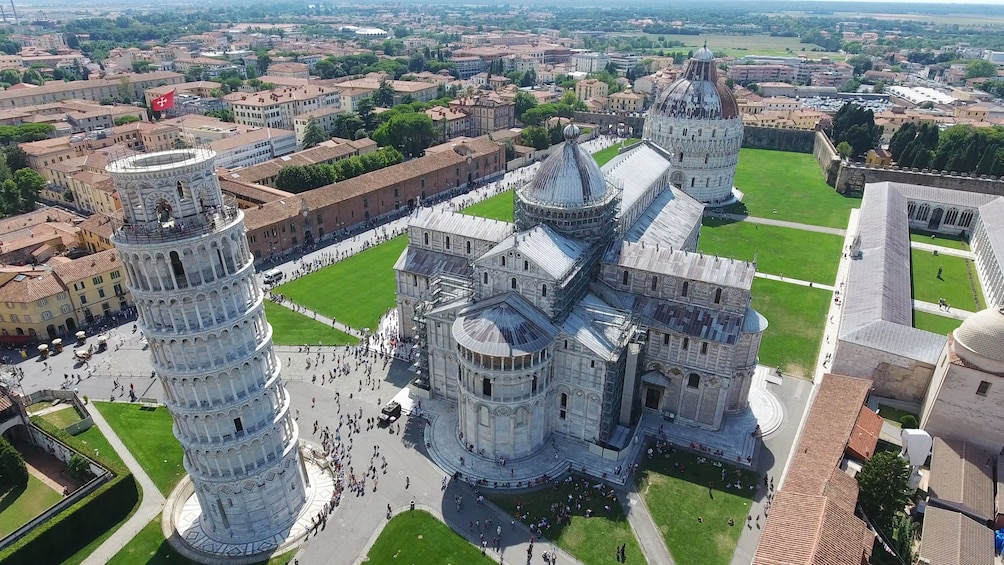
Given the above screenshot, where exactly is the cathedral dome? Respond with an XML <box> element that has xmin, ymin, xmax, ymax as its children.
<box><xmin>521</xmin><ymin>124</ymin><xmax>609</xmax><ymax>208</ymax></box>
<box><xmin>953</xmin><ymin>307</ymin><xmax>1004</xmax><ymax>371</ymax></box>
<box><xmin>649</xmin><ymin>46</ymin><xmax>738</xmax><ymax>120</ymax></box>
<box><xmin>453</xmin><ymin>298</ymin><xmax>557</xmax><ymax>358</ymax></box>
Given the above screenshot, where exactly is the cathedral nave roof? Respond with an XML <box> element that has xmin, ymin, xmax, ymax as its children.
<box><xmin>561</xmin><ymin>293</ymin><xmax>635</xmax><ymax>360</ymax></box>
<box><xmin>393</xmin><ymin>245</ymin><xmax>472</xmax><ymax>279</ymax></box>
<box><xmin>621</xmin><ymin>185</ymin><xmax>704</xmax><ymax>250</ymax></box>
<box><xmin>409</xmin><ymin>207</ymin><xmax>514</xmax><ymax>243</ymax></box>
<box><xmin>617</xmin><ymin>293</ymin><xmax>745</xmax><ymax>345</ymax></box>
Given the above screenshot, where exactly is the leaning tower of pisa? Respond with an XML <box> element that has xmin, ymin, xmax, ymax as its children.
<box><xmin>107</xmin><ymin>149</ymin><xmax>309</xmax><ymax>550</ymax></box>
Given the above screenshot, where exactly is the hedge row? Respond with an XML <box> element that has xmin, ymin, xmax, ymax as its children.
<box><xmin>0</xmin><ymin>418</ymin><xmax>140</xmax><ymax>565</ymax></box>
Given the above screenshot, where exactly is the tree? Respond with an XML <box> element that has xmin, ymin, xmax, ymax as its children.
<box><xmin>836</xmin><ymin>141</ymin><xmax>852</xmax><ymax>159</ymax></box>
<box><xmin>514</xmin><ymin>91</ymin><xmax>537</xmax><ymax>121</ymax></box>
<box><xmin>520</xmin><ymin>68</ymin><xmax>537</xmax><ymax>87</ymax></box>
<box><xmin>829</xmin><ymin>103</ymin><xmax>881</xmax><ymax>159</ymax></box>
<box><xmin>0</xmin><ymin>436</ymin><xmax>26</xmax><ymax>487</ymax></box>
<box><xmin>13</xmin><ymin>168</ymin><xmax>45</xmax><ymax>209</ymax></box>
<box><xmin>204</xmin><ymin>108</ymin><xmax>234</xmax><ymax>122</ymax></box>
<box><xmin>0</xmin><ymin>68</ymin><xmax>19</xmax><ymax>85</ymax></box>
<box><xmin>372</xmin><ymin>112</ymin><xmax>435</xmax><ymax>158</ymax></box>
<box><xmin>114</xmin><ymin>115</ymin><xmax>141</xmax><ymax>126</ymax></box>
<box><xmin>301</xmin><ymin>117</ymin><xmax>326</xmax><ymax>149</ymax></box>
<box><xmin>965</xmin><ymin>59</ymin><xmax>997</xmax><ymax>79</ymax></box>
<box><xmin>3</xmin><ymin>146</ymin><xmax>28</xmax><ymax>172</ymax></box>
<box><xmin>21</xmin><ymin>68</ymin><xmax>43</xmax><ymax>86</ymax></box>
<box><xmin>856</xmin><ymin>451</ymin><xmax>911</xmax><ymax>534</ymax></box>
<box><xmin>520</xmin><ymin>126</ymin><xmax>550</xmax><ymax>150</ymax></box>
<box><xmin>68</xmin><ymin>454</ymin><xmax>93</xmax><ymax>480</ymax></box>
<box><xmin>888</xmin><ymin>123</ymin><xmax>916</xmax><ymax>162</ymax></box>
<box><xmin>372</xmin><ymin>79</ymin><xmax>396</xmax><ymax>107</ymax></box>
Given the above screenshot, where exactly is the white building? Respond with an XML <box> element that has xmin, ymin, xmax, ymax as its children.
<box><xmin>395</xmin><ymin>127</ymin><xmax>765</xmax><ymax>460</ymax></box>
<box><xmin>643</xmin><ymin>47</ymin><xmax>744</xmax><ymax>205</ymax></box>
<box><xmin>571</xmin><ymin>51</ymin><xmax>610</xmax><ymax>74</ymax></box>
<box><xmin>209</xmin><ymin>127</ymin><xmax>297</xmax><ymax>170</ymax></box>
<box><xmin>107</xmin><ymin>148</ymin><xmax>308</xmax><ymax>549</ymax></box>
<box><xmin>224</xmin><ymin>86</ymin><xmax>342</xmax><ymax>131</ymax></box>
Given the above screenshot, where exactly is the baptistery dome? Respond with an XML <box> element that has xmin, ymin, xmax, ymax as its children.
<box><xmin>643</xmin><ymin>44</ymin><xmax>744</xmax><ymax>205</ymax></box>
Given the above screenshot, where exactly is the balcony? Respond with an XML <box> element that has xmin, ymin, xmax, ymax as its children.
<box><xmin>113</xmin><ymin>197</ymin><xmax>239</xmax><ymax>245</ymax></box>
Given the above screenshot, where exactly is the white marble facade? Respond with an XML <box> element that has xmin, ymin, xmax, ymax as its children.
<box><xmin>108</xmin><ymin>149</ymin><xmax>308</xmax><ymax>544</ymax></box>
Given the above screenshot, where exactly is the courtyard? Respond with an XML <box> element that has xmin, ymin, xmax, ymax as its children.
<box><xmin>910</xmin><ymin>248</ymin><xmax>985</xmax><ymax>312</ymax></box>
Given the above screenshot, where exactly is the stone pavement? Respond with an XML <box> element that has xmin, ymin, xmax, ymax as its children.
<box><xmin>910</xmin><ymin>239</ymin><xmax>974</xmax><ymax>259</ymax></box>
<box><xmin>913</xmin><ymin>298</ymin><xmax>974</xmax><ymax>320</ymax></box>
<box><xmin>80</xmin><ymin>402</ymin><xmax>166</xmax><ymax>565</ymax></box>
<box><xmin>713</xmin><ymin>212</ymin><xmax>847</xmax><ymax>236</ymax></box>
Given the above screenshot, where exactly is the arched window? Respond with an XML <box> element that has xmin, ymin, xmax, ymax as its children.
<box><xmin>479</xmin><ymin>405</ymin><xmax>490</xmax><ymax>426</ymax></box>
<box><xmin>687</xmin><ymin>373</ymin><xmax>700</xmax><ymax>388</ymax></box>
<box><xmin>501</xmin><ymin>256</ymin><xmax>506</xmax><ymax>267</ymax></box>
<box><xmin>445</xmin><ymin>236</ymin><xmax>451</xmax><ymax>250</ymax></box>
<box><xmin>482</xmin><ymin>378</ymin><xmax>492</xmax><ymax>397</ymax></box>
<box><xmin>466</xmin><ymin>241</ymin><xmax>472</xmax><ymax>254</ymax></box>
<box><xmin>541</xmin><ymin>284</ymin><xmax>547</xmax><ymax>297</ymax></box>
<box><xmin>524</xmin><ymin>260</ymin><xmax>529</xmax><ymax>271</ymax></box>
<box><xmin>945</xmin><ymin>208</ymin><xmax>959</xmax><ymax>225</ymax></box>
<box><xmin>704</xmin><ymin>154</ymin><xmax>709</xmax><ymax>164</ymax></box>
<box><xmin>483</xmin><ymin>272</ymin><xmax>488</xmax><ymax>284</ymax></box>
<box><xmin>960</xmin><ymin>210</ymin><xmax>974</xmax><ymax>227</ymax></box>
<box><xmin>177</xmin><ymin>180</ymin><xmax>185</xmax><ymax>199</ymax></box>
<box><xmin>170</xmin><ymin>251</ymin><xmax>185</xmax><ymax>278</ymax></box>
<box><xmin>651</xmin><ymin>276</ymin><xmax>658</xmax><ymax>291</ymax></box>
<box><xmin>511</xmin><ymin>277</ymin><xmax>517</xmax><ymax>289</ymax></box>
<box><xmin>682</xmin><ymin>337</ymin><xmax>689</xmax><ymax>350</ymax></box>
<box><xmin>691</xmin><ymin>177</ymin><xmax>695</xmax><ymax>187</ymax></box>
<box><xmin>423</xmin><ymin>232</ymin><xmax>429</xmax><ymax>245</ymax></box>
<box><xmin>622</xmin><ymin>270</ymin><xmax>629</xmax><ymax>285</ymax></box>
<box><xmin>917</xmin><ymin>203</ymin><xmax>930</xmax><ymax>221</ymax></box>
<box><xmin>714</xmin><ymin>288</ymin><xmax>722</xmax><ymax>304</ymax></box>
<box><xmin>907</xmin><ymin>203</ymin><xmax>916</xmax><ymax>218</ymax></box>
<box><xmin>681</xmin><ymin>281</ymin><xmax>689</xmax><ymax>297</ymax></box>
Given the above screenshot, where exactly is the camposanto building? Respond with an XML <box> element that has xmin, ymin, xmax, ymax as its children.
<box><xmin>396</xmin><ymin>126</ymin><xmax>766</xmax><ymax>459</ymax></box>
<box><xmin>643</xmin><ymin>46</ymin><xmax>743</xmax><ymax>205</ymax></box>
<box><xmin>107</xmin><ymin>149</ymin><xmax>309</xmax><ymax>552</ymax></box>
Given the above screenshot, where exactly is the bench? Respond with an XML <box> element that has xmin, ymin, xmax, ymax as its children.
<box><xmin>138</xmin><ymin>397</ymin><xmax>159</xmax><ymax>409</ymax></box>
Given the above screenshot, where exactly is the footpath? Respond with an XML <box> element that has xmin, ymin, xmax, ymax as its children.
<box><xmin>79</xmin><ymin>404</ymin><xmax>166</xmax><ymax>565</ymax></box>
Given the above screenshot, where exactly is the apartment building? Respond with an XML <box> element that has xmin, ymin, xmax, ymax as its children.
<box><xmin>727</xmin><ymin>64</ymin><xmax>796</xmax><ymax>85</ymax></box>
<box><xmin>574</xmin><ymin>79</ymin><xmax>609</xmax><ymax>101</ymax></box>
<box><xmin>425</xmin><ymin>105</ymin><xmax>473</xmax><ymax>141</ymax></box>
<box><xmin>0</xmin><ymin>72</ymin><xmax>185</xmax><ymax>108</ymax></box>
<box><xmin>448</xmin><ymin>94</ymin><xmax>515</xmax><ymax>136</ymax></box>
<box><xmin>224</xmin><ymin>85</ymin><xmax>341</xmax><ymax>131</ymax></box>
<box><xmin>209</xmin><ymin>127</ymin><xmax>297</xmax><ymax>169</ymax></box>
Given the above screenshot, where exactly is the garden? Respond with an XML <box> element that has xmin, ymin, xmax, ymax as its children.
<box><xmin>361</xmin><ymin>510</ymin><xmax>498</xmax><ymax>564</ymax></box>
<box><xmin>910</xmin><ymin>248</ymin><xmax>985</xmax><ymax>312</ymax></box>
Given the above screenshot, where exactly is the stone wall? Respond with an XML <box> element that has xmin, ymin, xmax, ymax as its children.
<box><xmin>831</xmin><ymin>340</ymin><xmax>936</xmax><ymax>403</ymax></box>
<box><xmin>572</xmin><ymin>111</ymin><xmax>645</xmax><ymax>136</ymax></box>
<box><xmin>23</xmin><ymin>389</ymin><xmax>93</xmax><ymax>435</ymax></box>
<box><xmin>741</xmin><ymin>126</ymin><xmax>815</xmax><ymax>153</ymax></box>
<box><xmin>834</xmin><ymin>162</ymin><xmax>1004</xmax><ymax>196</ymax></box>
<box><xmin>813</xmin><ymin>131</ymin><xmax>841</xmax><ymax>186</ymax></box>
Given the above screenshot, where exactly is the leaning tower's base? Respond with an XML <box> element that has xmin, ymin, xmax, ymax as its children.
<box><xmin>162</xmin><ymin>449</ymin><xmax>336</xmax><ymax>564</ymax></box>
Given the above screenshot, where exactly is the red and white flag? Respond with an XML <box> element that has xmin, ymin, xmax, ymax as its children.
<box><xmin>151</xmin><ymin>90</ymin><xmax>175</xmax><ymax>111</ymax></box>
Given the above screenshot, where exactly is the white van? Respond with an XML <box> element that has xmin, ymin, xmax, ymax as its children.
<box><xmin>262</xmin><ymin>269</ymin><xmax>284</xmax><ymax>284</ymax></box>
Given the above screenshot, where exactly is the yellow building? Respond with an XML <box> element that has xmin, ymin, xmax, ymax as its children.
<box><xmin>865</xmin><ymin>148</ymin><xmax>893</xmax><ymax>166</ymax></box>
<box><xmin>0</xmin><ymin>249</ymin><xmax>133</xmax><ymax>342</ymax></box>
<box><xmin>609</xmin><ymin>91</ymin><xmax>645</xmax><ymax>113</ymax></box>
<box><xmin>574</xmin><ymin>79</ymin><xmax>609</xmax><ymax>102</ymax></box>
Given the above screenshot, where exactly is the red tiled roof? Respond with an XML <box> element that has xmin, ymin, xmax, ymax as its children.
<box><xmin>846</xmin><ymin>405</ymin><xmax>883</xmax><ymax>461</ymax></box>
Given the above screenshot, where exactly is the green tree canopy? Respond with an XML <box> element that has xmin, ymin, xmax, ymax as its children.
<box><xmin>965</xmin><ymin>59</ymin><xmax>998</xmax><ymax>79</ymax></box>
<box><xmin>520</xmin><ymin>125</ymin><xmax>550</xmax><ymax>150</ymax></box>
<box><xmin>514</xmin><ymin>90</ymin><xmax>537</xmax><ymax>121</ymax></box>
<box><xmin>857</xmin><ymin>451</ymin><xmax>911</xmax><ymax>535</ymax></box>
<box><xmin>372</xmin><ymin>112</ymin><xmax>435</xmax><ymax>158</ymax></box>
<box><xmin>114</xmin><ymin>115</ymin><xmax>141</xmax><ymax>126</ymax></box>
<box><xmin>301</xmin><ymin>117</ymin><xmax>327</xmax><ymax>149</ymax></box>
<box><xmin>0</xmin><ymin>436</ymin><xmax>27</xmax><ymax>487</ymax></box>
<box><xmin>372</xmin><ymin>79</ymin><xmax>396</xmax><ymax>107</ymax></box>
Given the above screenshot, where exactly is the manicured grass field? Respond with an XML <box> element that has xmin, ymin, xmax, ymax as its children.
<box><xmin>263</xmin><ymin>301</ymin><xmax>358</xmax><ymax>346</ymax></box>
<box><xmin>913</xmin><ymin>310</ymin><xmax>964</xmax><ymax>336</ymax></box>
<box><xmin>275</xmin><ymin>236</ymin><xmax>407</xmax><ymax>331</ymax></box>
<box><xmin>729</xmin><ymin>148</ymin><xmax>859</xmax><ymax>229</ymax></box>
<box><xmin>463</xmin><ymin>190</ymin><xmax>515</xmax><ymax>222</ymax></box>
<box><xmin>646</xmin><ymin>32</ymin><xmax>843</xmax><ymax>58</ymax></box>
<box><xmin>910</xmin><ymin>249</ymin><xmax>985</xmax><ymax>312</ymax></box>
<box><xmin>94</xmin><ymin>402</ymin><xmax>184</xmax><ymax>497</ymax></box>
<box><xmin>592</xmin><ymin>138</ymin><xmax>641</xmax><ymax>166</ymax></box>
<box><xmin>107</xmin><ymin>516</ymin><xmax>292</xmax><ymax>565</ymax></box>
<box><xmin>0</xmin><ymin>474</ymin><xmax>63</xmax><ymax>537</ymax></box>
<box><xmin>698</xmin><ymin>221</ymin><xmax>843</xmax><ymax>284</ymax></box>
<box><xmin>751</xmin><ymin>278</ymin><xmax>830</xmax><ymax>378</ymax></box>
<box><xmin>876</xmin><ymin>404</ymin><xmax>919</xmax><ymax>429</ymax></box>
<box><xmin>363</xmin><ymin>510</ymin><xmax>497</xmax><ymax>564</ymax></box>
<box><xmin>38</xmin><ymin>406</ymin><xmax>82</xmax><ymax>430</ymax></box>
<box><xmin>639</xmin><ymin>448</ymin><xmax>758</xmax><ymax>565</ymax></box>
<box><xmin>489</xmin><ymin>477</ymin><xmax>644</xmax><ymax>565</ymax></box>
<box><xmin>910</xmin><ymin>231</ymin><xmax>970</xmax><ymax>251</ymax></box>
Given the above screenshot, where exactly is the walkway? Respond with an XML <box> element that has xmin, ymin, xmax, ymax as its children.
<box><xmin>910</xmin><ymin>240</ymin><xmax>974</xmax><ymax>259</ymax></box>
<box><xmin>714</xmin><ymin>213</ymin><xmax>847</xmax><ymax>236</ymax></box>
<box><xmin>913</xmin><ymin>299</ymin><xmax>974</xmax><ymax>321</ymax></box>
<box><xmin>268</xmin><ymin>299</ymin><xmax>365</xmax><ymax>339</ymax></box>
<box><xmin>754</xmin><ymin>272</ymin><xmax>834</xmax><ymax>291</ymax></box>
<box><xmin>623</xmin><ymin>489</ymin><xmax>676</xmax><ymax>565</ymax></box>
<box><xmin>79</xmin><ymin>404</ymin><xmax>166</xmax><ymax>565</ymax></box>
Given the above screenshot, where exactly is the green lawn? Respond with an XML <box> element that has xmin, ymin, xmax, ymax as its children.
<box><xmin>0</xmin><ymin>474</ymin><xmax>63</xmax><ymax>537</ymax></box>
<box><xmin>263</xmin><ymin>301</ymin><xmax>358</xmax><ymax>346</ymax></box>
<box><xmin>275</xmin><ymin>235</ymin><xmax>407</xmax><ymax>331</ymax></box>
<box><xmin>912</xmin><ymin>310</ymin><xmax>964</xmax><ymax>335</ymax></box>
<box><xmin>38</xmin><ymin>406</ymin><xmax>82</xmax><ymax>430</ymax></box>
<box><xmin>729</xmin><ymin>148</ymin><xmax>860</xmax><ymax>229</ymax></box>
<box><xmin>463</xmin><ymin>190</ymin><xmax>515</xmax><ymax>222</ymax></box>
<box><xmin>489</xmin><ymin>476</ymin><xmax>644</xmax><ymax>565</ymax></box>
<box><xmin>363</xmin><ymin>509</ymin><xmax>497</xmax><ymax>564</ymax></box>
<box><xmin>639</xmin><ymin>448</ymin><xmax>758</xmax><ymax>565</ymax></box>
<box><xmin>93</xmin><ymin>402</ymin><xmax>184</xmax><ymax>497</ymax></box>
<box><xmin>876</xmin><ymin>404</ymin><xmax>919</xmax><ymax>429</ymax></box>
<box><xmin>910</xmin><ymin>231</ymin><xmax>970</xmax><ymax>251</ymax></box>
<box><xmin>698</xmin><ymin>221</ymin><xmax>843</xmax><ymax>284</ymax></box>
<box><xmin>592</xmin><ymin>138</ymin><xmax>641</xmax><ymax>166</ymax></box>
<box><xmin>910</xmin><ymin>249</ymin><xmax>985</xmax><ymax>312</ymax></box>
<box><xmin>107</xmin><ymin>516</ymin><xmax>293</xmax><ymax>565</ymax></box>
<box><xmin>751</xmin><ymin>278</ymin><xmax>830</xmax><ymax>378</ymax></box>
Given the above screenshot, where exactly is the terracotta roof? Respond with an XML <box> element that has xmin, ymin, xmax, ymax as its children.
<box><xmin>218</xmin><ymin>178</ymin><xmax>291</xmax><ymax>204</ymax></box>
<box><xmin>0</xmin><ymin>270</ymin><xmax>65</xmax><ymax>303</ymax></box>
<box><xmin>846</xmin><ymin>405</ymin><xmax>882</xmax><ymax>461</ymax></box>
<box><xmin>50</xmin><ymin>249</ymin><xmax>121</xmax><ymax>284</ymax></box>
<box><xmin>245</xmin><ymin>137</ymin><xmax>501</xmax><ymax>231</ymax></box>
<box><xmin>783</xmin><ymin>374</ymin><xmax>872</xmax><ymax>497</ymax></box>
<box><xmin>225</xmin><ymin>142</ymin><xmax>359</xmax><ymax>184</ymax></box>
<box><xmin>753</xmin><ymin>374</ymin><xmax>875</xmax><ymax>565</ymax></box>
<box><xmin>77</xmin><ymin>211</ymin><xmax>123</xmax><ymax>241</ymax></box>
<box><xmin>0</xmin><ymin>208</ymin><xmax>79</xmax><ymax>238</ymax></box>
